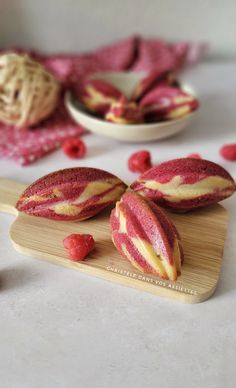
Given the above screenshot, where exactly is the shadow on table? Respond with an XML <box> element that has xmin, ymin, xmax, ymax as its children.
<box><xmin>0</xmin><ymin>264</ymin><xmax>38</xmax><ymax>292</ymax></box>
<box><xmin>87</xmin><ymin>144</ymin><xmax>110</xmax><ymax>158</ymax></box>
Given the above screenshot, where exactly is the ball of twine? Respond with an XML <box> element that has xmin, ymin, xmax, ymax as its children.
<box><xmin>0</xmin><ymin>53</ymin><xmax>60</xmax><ymax>128</ymax></box>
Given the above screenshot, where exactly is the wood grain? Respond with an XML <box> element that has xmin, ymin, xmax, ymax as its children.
<box><xmin>0</xmin><ymin>178</ymin><xmax>229</xmax><ymax>303</ymax></box>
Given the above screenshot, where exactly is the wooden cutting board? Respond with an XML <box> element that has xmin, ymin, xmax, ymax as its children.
<box><xmin>0</xmin><ymin>178</ymin><xmax>229</xmax><ymax>303</ymax></box>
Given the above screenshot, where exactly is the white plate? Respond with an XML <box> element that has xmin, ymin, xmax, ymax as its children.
<box><xmin>65</xmin><ymin>72</ymin><xmax>198</xmax><ymax>143</ymax></box>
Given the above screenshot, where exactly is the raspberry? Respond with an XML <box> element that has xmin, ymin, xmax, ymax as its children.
<box><xmin>68</xmin><ymin>246</ymin><xmax>89</xmax><ymax>261</ymax></box>
<box><xmin>63</xmin><ymin>233</ymin><xmax>95</xmax><ymax>261</ymax></box>
<box><xmin>186</xmin><ymin>153</ymin><xmax>202</xmax><ymax>159</ymax></box>
<box><xmin>63</xmin><ymin>137</ymin><xmax>86</xmax><ymax>159</ymax></box>
<box><xmin>220</xmin><ymin>144</ymin><xmax>236</xmax><ymax>161</ymax></box>
<box><xmin>128</xmin><ymin>150</ymin><xmax>152</xmax><ymax>173</ymax></box>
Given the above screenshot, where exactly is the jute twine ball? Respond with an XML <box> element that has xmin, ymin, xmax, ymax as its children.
<box><xmin>0</xmin><ymin>53</ymin><xmax>60</xmax><ymax>128</ymax></box>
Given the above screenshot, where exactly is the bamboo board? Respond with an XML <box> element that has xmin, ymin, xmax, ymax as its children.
<box><xmin>0</xmin><ymin>178</ymin><xmax>229</xmax><ymax>303</ymax></box>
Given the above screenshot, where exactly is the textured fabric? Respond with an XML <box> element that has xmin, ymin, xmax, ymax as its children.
<box><xmin>0</xmin><ymin>36</ymin><xmax>207</xmax><ymax>165</ymax></box>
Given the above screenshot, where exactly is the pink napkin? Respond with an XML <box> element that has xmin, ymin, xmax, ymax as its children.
<box><xmin>0</xmin><ymin>36</ymin><xmax>207</xmax><ymax>165</ymax></box>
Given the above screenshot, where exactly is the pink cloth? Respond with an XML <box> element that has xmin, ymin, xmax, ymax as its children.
<box><xmin>0</xmin><ymin>36</ymin><xmax>207</xmax><ymax>165</ymax></box>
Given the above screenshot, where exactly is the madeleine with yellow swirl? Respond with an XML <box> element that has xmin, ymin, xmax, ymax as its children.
<box><xmin>131</xmin><ymin>158</ymin><xmax>235</xmax><ymax>212</ymax></box>
<box><xmin>110</xmin><ymin>191</ymin><xmax>183</xmax><ymax>281</ymax></box>
<box><xmin>16</xmin><ymin>167</ymin><xmax>127</xmax><ymax>220</ymax></box>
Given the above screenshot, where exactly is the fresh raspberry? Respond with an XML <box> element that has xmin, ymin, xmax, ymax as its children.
<box><xmin>63</xmin><ymin>233</ymin><xmax>95</xmax><ymax>261</ymax></box>
<box><xmin>128</xmin><ymin>150</ymin><xmax>152</xmax><ymax>173</ymax></box>
<box><xmin>63</xmin><ymin>137</ymin><xmax>86</xmax><ymax>159</ymax></box>
<box><xmin>220</xmin><ymin>144</ymin><xmax>236</xmax><ymax>161</ymax></box>
<box><xmin>186</xmin><ymin>153</ymin><xmax>202</xmax><ymax>159</ymax></box>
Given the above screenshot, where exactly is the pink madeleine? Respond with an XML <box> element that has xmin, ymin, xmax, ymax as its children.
<box><xmin>140</xmin><ymin>86</ymin><xmax>199</xmax><ymax>122</ymax></box>
<box><xmin>16</xmin><ymin>167</ymin><xmax>127</xmax><ymax>220</ymax></box>
<box><xmin>105</xmin><ymin>96</ymin><xmax>144</xmax><ymax>124</ymax></box>
<box><xmin>131</xmin><ymin>158</ymin><xmax>236</xmax><ymax>212</ymax></box>
<box><xmin>110</xmin><ymin>191</ymin><xmax>183</xmax><ymax>281</ymax></box>
<box><xmin>80</xmin><ymin>79</ymin><xmax>124</xmax><ymax>115</ymax></box>
<box><xmin>131</xmin><ymin>70</ymin><xmax>179</xmax><ymax>102</ymax></box>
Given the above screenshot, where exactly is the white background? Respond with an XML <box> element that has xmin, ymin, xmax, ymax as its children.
<box><xmin>0</xmin><ymin>0</ymin><xmax>236</xmax><ymax>57</ymax></box>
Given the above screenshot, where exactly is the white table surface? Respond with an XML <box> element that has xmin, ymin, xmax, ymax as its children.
<box><xmin>0</xmin><ymin>62</ymin><xmax>236</xmax><ymax>388</ymax></box>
